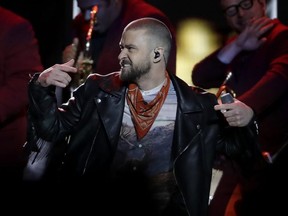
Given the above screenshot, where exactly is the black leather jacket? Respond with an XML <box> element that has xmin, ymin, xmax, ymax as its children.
<box><xmin>27</xmin><ymin>72</ymin><xmax>259</xmax><ymax>216</ymax></box>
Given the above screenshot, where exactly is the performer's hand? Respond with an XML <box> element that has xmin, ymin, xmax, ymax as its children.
<box><xmin>214</xmin><ymin>99</ymin><xmax>254</xmax><ymax>127</ymax></box>
<box><xmin>37</xmin><ymin>59</ymin><xmax>77</xmax><ymax>88</ymax></box>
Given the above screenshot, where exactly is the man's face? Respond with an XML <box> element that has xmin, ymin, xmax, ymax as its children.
<box><xmin>118</xmin><ymin>29</ymin><xmax>152</xmax><ymax>82</ymax></box>
<box><xmin>77</xmin><ymin>0</ymin><xmax>115</xmax><ymax>33</ymax></box>
<box><xmin>221</xmin><ymin>0</ymin><xmax>266</xmax><ymax>32</ymax></box>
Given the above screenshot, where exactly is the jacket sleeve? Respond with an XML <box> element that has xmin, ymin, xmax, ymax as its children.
<box><xmin>197</xmin><ymin>89</ymin><xmax>263</xmax><ymax>174</ymax></box>
<box><xmin>237</xmin><ymin>29</ymin><xmax>288</xmax><ymax>115</ymax></box>
<box><xmin>28</xmin><ymin>73</ymin><xmax>83</xmax><ymax>143</ymax></box>
<box><xmin>199</xmin><ymin>90</ymin><xmax>263</xmax><ymax>175</ymax></box>
<box><xmin>191</xmin><ymin>49</ymin><xmax>228</xmax><ymax>88</ymax></box>
<box><xmin>218</xmin><ymin>116</ymin><xmax>264</xmax><ymax>176</ymax></box>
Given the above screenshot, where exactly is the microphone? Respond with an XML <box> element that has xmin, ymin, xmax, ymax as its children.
<box><xmin>220</xmin><ymin>92</ymin><xmax>234</xmax><ymax>104</ymax></box>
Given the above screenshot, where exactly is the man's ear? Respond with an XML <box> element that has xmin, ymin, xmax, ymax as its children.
<box><xmin>153</xmin><ymin>47</ymin><xmax>164</xmax><ymax>63</ymax></box>
<box><xmin>154</xmin><ymin>51</ymin><xmax>160</xmax><ymax>59</ymax></box>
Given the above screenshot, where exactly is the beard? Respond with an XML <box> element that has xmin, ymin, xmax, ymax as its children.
<box><xmin>120</xmin><ymin>59</ymin><xmax>151</xmax><ymax>82</ymax></box>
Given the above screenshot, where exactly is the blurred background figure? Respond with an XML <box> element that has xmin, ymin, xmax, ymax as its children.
<box><xmin>62</xmin><ymin>0</ymin><xmax>177</xmax><ymax>101</ymax></box>
<box><xmin>0</xmin><ymin>6</ymin><xmax>43</xmax><ymax>184</ymax></box>
<box><xmin>191</xmin><ymin>0</ymin><xmax>288</xmax><ymax>215</ymax></box>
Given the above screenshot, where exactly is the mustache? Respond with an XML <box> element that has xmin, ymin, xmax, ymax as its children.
<box><xmin>119</xmin><ymin>59</ymin><xmax>131</xmax><ymax>67</ymax></box>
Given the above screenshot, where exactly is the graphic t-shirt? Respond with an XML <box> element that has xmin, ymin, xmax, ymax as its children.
<box><xmin>110</xmin><ymin>81</ymin><xmax>178</xmax><ymax>213</ymax></box>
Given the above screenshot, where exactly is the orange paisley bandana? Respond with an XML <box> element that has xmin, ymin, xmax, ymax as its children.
<box><xmin>126</xmin><ymin>72</ymin><xmax>170</xmax><ymax>140</ymax></box>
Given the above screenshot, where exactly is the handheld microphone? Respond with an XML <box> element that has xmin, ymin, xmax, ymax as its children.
<box><xmin>220</xmin><ymin>92</ymin><xmax>234</xmax><ymax>104</ymax></box>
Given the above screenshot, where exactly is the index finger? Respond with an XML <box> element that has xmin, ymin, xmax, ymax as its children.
<box><xmin>55</xmin><ymin>59</ymin><xmax>77</xmax><ymax>74</ymax></box>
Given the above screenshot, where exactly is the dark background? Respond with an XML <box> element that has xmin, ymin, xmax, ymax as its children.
<box><xmin>0</xmin><ymin>0</ymin><xmax>287</xmax><ymax>68</ymax></box>
<box><xmin>0</xmin><ymin>0</ymin><xmax>72</xmax><ymax>68</ymax></box>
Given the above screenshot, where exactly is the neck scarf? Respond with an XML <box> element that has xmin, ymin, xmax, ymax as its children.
<box><xmin>126</xmin><ymin>72</ymin><xmax>170</xmax><ymax>140</ymax></box>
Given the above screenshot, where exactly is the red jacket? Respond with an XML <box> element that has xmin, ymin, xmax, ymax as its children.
<box><xmin>192</xmin><ymin>19</ymin><xmax>288</xmax><ymax>156</ymax></box>
<box><xmin>0</xmin><ymin>7</ymin><xmax>43</xmax><ymax>168</ymax></box>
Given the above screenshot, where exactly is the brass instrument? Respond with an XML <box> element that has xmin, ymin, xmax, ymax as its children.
<box><xmin>72</xmin><ymin>5</ymin><xmax>98</xmax><ymax>89</ymax></box>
